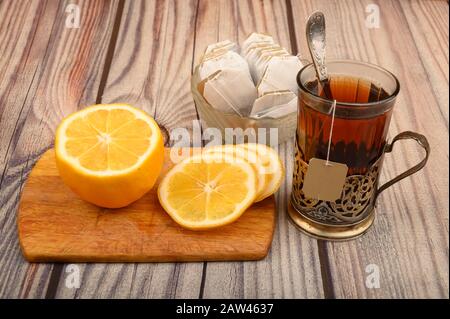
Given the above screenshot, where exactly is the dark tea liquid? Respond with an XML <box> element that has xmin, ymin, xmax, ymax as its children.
<box><xmin>298</xmin><ymin>75</ymin><xmax>393</xmax><ymax>175</ymax></box>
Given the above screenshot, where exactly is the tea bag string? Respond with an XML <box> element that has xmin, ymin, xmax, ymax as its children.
<box><xmin>325</xmin><ymin>99</ymin><xmax>337</xmax><ymax>166</ymax></box>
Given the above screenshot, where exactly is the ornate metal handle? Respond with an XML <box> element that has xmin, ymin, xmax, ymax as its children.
<box><xmin>376</xmin><ymin>131</ymin><xmax>430</xmax><ymax>199</ymax></box>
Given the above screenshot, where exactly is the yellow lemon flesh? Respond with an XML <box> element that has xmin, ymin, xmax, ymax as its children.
<box><xmin>55</xmin><ymin>104</ymin><xmax>164</xmax><ymax>208</ymax></box>
<box><xmin>157</xmin><ymin>153</ymin><xmax>257</xmax><ymax>230</ymax></box>
<box><xmin>238</xmin><ymin>143</ymin><xmax>284</xmax><ymax>201</ymax></box>
<box><xmin>204</xmin><ymin>144</ymin><xmax>267</xmax><ymax>201</ymax></box>
<box><xmin>205</xmin><ymin>143</ymin><xmax>284</xmax><ymax>202</ymax></box>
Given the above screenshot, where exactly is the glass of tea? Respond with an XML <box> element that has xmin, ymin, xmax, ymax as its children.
<box><xmin>289</xmin><ymin>60</ymin><xmax>430</xmax><ymax>240</ymax></box>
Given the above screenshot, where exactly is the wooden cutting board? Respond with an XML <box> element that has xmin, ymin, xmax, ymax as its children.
<box><xmin>18</xmin><ymin>148</ymin><xmax>276</xmax><ymax>262</ymax></box>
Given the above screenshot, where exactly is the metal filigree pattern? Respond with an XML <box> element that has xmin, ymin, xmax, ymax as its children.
<box><xmin>291</xmin><ymin>141</ymin><xmax>381</xmax><ymax>226</ymax></box>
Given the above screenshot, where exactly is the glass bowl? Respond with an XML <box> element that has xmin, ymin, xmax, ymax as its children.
<box><xmin>191</xmin><ymin>66</ymin><xmax>297</xmax><ymax>145</ymax></box>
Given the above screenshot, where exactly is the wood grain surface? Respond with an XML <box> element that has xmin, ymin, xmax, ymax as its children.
<box><xmin>18</xmin><ymin>148</ymin><xmax>275</xmax><ymax>262</ymax></box>
<box><xmin>0</xmin><ymin>0</ymin><xmax>448</xmax><ymax>299</ymax></box>
<box><xmin>0</xmin><ymin>0</ymin><xmax>120</xmax><ymax>298</ymax></box>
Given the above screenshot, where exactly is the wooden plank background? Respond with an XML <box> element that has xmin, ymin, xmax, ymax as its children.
<box><xmin>0</xmin><ymin>0</ymin><xmax>448</xmax><ymax>298</ymax></box>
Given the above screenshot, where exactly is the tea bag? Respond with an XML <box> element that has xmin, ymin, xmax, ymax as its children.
<box><xmin>257</xmin><ymin>55</ymin><xmax>303</xmax><ymax>96</ymax></box>
<box><xmin>200</xmin><ymin>68</ymin><xmax>257</xmax><ymax>116</ymax></box>
<box><xmin>244</xmin><ymin>43</ymin><xmax>273</xmax><ymax>64</ymax></box>
<box><xmin>254</xmin><ymin>50</ymin><xmax>290</xmax><ymax>84</ymax></box>
<box><xmin>246</xmin><ymin>45</ymin><xmax>289</xmax><ymax>83</ymax></box>
<box><xmin>198</xmin><ymin>50</ymin><xmax>251</xmax><ymax>82</ymax></box>
<box><xmin>302</xmin><ymin>101</ymin><xmax>348</xmax><ymax>201</ymax></box>
<box><xmin>195</xmin><ymin>32</ymin><xmax>301</xmax><ymax>119</ymax></box>
<box><xmin>242</xmin><ymin>33</ymin><xmax>274</xmax><ymax>56</ymax></box>
<box><xmin>203</xmin><ymin>40</ymin><xmax>237</xmax><ymax>57</ymax></box>
<box><xmin>250</xmin><ymin>90</ymin><xmax>297</xmax><ymax>118</ymax></box>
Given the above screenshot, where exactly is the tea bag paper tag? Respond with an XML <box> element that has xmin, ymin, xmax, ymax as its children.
<box><xmin>302</xmin><ymin>99</ymin><xmax>347</xmax><ymax>201</ymax></box>
<box><xmin>302</xmin><ymin>158</ymin><xmax>348</xmax><ymax>202</ymax></box>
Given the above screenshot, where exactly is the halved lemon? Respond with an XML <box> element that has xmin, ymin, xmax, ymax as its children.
<box><xmin>55</xmin><ymin>104</ymin><xmax>164</xmax><ymax>208</ymax></box>
<box><xmin>157</xmin><ymin>152</ymin><xmax>257</xmax><ymax>230</ymax></box>
<box><xmin>238</xmin><ymin>143</ymin><xmax>284</xmax><ymax>201</ymax></box>
<box><xmin>204</xmin><ymin>144</ymin><xmax>267</xmax><ymax>201</ymax></box>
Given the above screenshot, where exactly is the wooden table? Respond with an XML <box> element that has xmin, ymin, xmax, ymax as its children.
<box><xmin>0</xmin><ymin>0</ymin><xmax>448</xmax><ymax>299</ymax></box>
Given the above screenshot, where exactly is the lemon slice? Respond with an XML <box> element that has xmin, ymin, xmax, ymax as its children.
<box><xmin>238</xmin><ymin>143</ymin><xmax>284</xmax><ymax>201</ymax></box>
<box><xmin>157</xmin><ymin>152</ymin><xmax>257</xmax><ymax>230</ymax></box>
<box><xmin>55</xmin><ymin>104</ymin><xmax>164</xmax><ymax>208</ymax></box>
<box><xmin>204</xmin><ymin>144</ymin><xmax>267</xmax><ymax>200</ymax></box>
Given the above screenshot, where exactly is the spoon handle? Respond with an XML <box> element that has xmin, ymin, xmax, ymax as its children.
<box><xmin>306</xmin><ymin>11</ymin><xmax>328</xmax><ymax>82</ymax></box>
<box><xmin>306</xmin><ymin>11</ymin><xmax>333</xmax><ymax>99</ymax></box>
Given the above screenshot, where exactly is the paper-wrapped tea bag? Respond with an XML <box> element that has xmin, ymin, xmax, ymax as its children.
<box><xmin>203</xmin><ymin>40</ymin><xmax>237</xmax><ymax>57</ymax></box>
<box><xmin>199</xmin><ymin>68</ymin><xmax>257</xmax><ymax>116</ymax></box>
<box><xmin>195</xmin><ymin>33</ymin><xmax>301</xmax><ymax>121</ymax></box>
<box><xmin>244</xmin><ymin>43</ymin><xmax>278</xmax><ymax>59</ymax></box>
<box><xmin>250</xmin><ymin>90</ymin><xmax>297</xmax><ymax>118</ymax></box>
<box><xmin>242</xmin><ymin>33</ymin><xmax>274</xmax><ymax>55</ymax></box>
<box><xmin>253</xmin><ymin>49</ymin><xmax>290</xmax><ymax>84</ymax></box>
<box><xmin>246</xmin><ymin>45</ymin><xmax>289</xmax><ymax>82</ymax></box>
<box><xmin>199</xmin><ymin>50</ymin><xmax>250</xmax><ymax>82</ymax></box>
<box><xmin>257</xmin><ymin>55</ymin><xmax>303</xmax><ymax>96</ymax></box>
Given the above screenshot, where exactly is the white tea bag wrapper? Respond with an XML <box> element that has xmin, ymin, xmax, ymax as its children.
<box><xmin>251</xmin><ymin>97</ymin><xmax>297</xmax><ymax>118</ymax></box>
<box><xmin>201</xmin><ymin>42</ymin><xmax>237</xmax><ymax>63</ymax></box>
<box><xmin>250</xmin><ymin>90</ymin><xmax>296</xmax><ymax>117</ymax></box>
<box><xmin>246</xmin><ymin>44</ymin><xmax>283</xmax><ymax>61</ymax></box>
<box><xmin>254</xmin><ymin>50</ymin><xmax>290</xmax><ymax>83</ymax></box>
<box><xmin>245</xmin><ymin>43</ymin><xmax>276</xmax><ymax>76</ymax></box>
<box><xmin>255</xmin><ymin>46</ymin><xmax>288</xmax><ymax>61</ymax></box>
<box><xmin>302</xmin><ymin>158</ymin><xmax>348</xmax><ymax>202</ymax></box>
<box><xmin>203</xmin><ymin>40</ymin><xmax>237</xmax><ymax>56</ymax></box>
<box><xmin>247</xmin><ymin>45</ymin><xmax>289</xmax><ymax>83</ymax></box>
<box><xmin>201</xmin><ymin>48</ymin><xmax>230</xmax><ymax>66</ymax></box>
<box><xmin>257</xmin><ymin>55</ymin><xmax>303</xmax><ymax>96</ymax></box>
<box><xmin>202</xmin><ymin>68</ymin><xmax>256</xmax><ymax>116</ymax></box>
<box><xmin>254</xmin><ymin>101</ymin><xmax>296</xmax><ymax>118</ymax></box>
<box><xmin>242</xmin><ymin>33</ymin><xmax>274</xmax><ymax>55</ymax></box>
<box><xmin>198</xmin><ymin>51</ymin><xmax>251</xmax><ymax>82</ymax></box>
<box><xmin>198</xmin><ymin>71</ymin><xmax>236</xmax><ymax>115</ymax></box>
